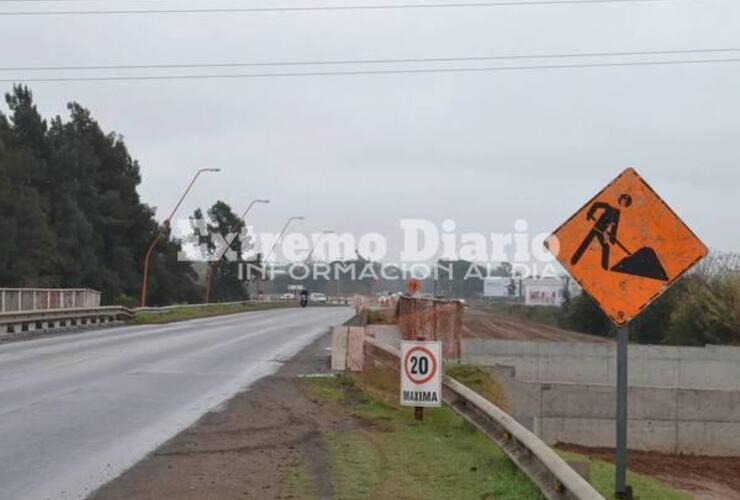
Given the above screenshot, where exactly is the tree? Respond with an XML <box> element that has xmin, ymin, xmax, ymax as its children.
<box><xmin>561</xmin><ymin>292</ymin><xmax>614</xmax><ymax>337</ymax></box>
<box><xmin>191</xmin><ymin>201</ymin><xmax>249</xmax><ymax>302</ymax></box>
<box><xmin>0</xmin><ymin>85</ymin><xmax>201</xmax><ymax>305</ymax></box>
<box><xmin>666</xmin><ymin>275</ymin><xmax>740</xmax><ymax>346</ymax></box>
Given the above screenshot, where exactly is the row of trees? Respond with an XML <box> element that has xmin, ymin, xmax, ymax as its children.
<box><xmin>561</xmin><ymin>254</ymin><xmax>740</xmax><ymax>345</ymax></box>
<box><xmin>0</xmin><ymin>85</ymin><xmax>254</xmax><ymax>305</ymax></box>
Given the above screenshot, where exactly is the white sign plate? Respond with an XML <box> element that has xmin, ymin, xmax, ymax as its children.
<box><xmin>400</xmin><ymin>340</ymin><xmax>442</xmax><ymax>408</ymax></box>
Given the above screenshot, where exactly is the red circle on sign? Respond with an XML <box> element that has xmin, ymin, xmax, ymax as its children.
<box><xmin>403</xmin><ymin>346</ymin><xmax>438</xmax><ymax>385</ymax></box>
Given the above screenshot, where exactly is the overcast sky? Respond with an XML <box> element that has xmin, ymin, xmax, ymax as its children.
<box><xmin>1</xmin><ymin>0</ymin><xmax>738</xmax><ymax>262</ymax></box>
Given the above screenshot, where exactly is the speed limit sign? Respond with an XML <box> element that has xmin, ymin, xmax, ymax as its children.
<box><xmin>400</xmin><ymin>341</ymin><xmax>442</xmax><ymax>408</ymax></box>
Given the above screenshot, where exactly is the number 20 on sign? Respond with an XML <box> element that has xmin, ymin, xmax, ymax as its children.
<box><xmin>400</xmin><ymin>341</ymin><xmax>442</xmax><ymax>408</ymax></box>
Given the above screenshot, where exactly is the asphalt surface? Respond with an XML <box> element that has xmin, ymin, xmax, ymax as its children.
<box><xmin>0</xmin><ymin>306</ymin><xmax>353</xmax><ymax>500</ymax></box>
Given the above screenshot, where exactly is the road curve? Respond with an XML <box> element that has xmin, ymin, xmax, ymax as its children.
<box><xmin>0</xmin><ymin>306</ymin><xmax>353</xmax><ymax>500</ymax></box>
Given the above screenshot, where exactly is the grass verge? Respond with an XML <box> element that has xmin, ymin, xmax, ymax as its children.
<box><xmin>556</xmin><ymin>449</ymin><xmax>692</xmax><ymax>500</ymax></box>
<box><xmin>445</xmin><ymin>363</ymin><xmax>509</xmax><ymax>411</ymax></box>
<box><xmin>294</xmin><ymin>374</ymin><xmax>690</xmax><ymax>500</ymax></box>
<box><xmin>130</xmin><ymin>301</ymin><xmax>302</xmax><ymax>324</ymax></box>
<box><xmin>297</xmin><ymin>375</ymin><xmax>543</xmax><ymax>500</ymax></box>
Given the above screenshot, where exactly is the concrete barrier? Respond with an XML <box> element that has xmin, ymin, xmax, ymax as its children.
<box><xmin>488</xmin><ymin>365</ymin><xmax>740</xmax><ymax>456</ymax></box>
<box><xmin>463</xmin><ymin>338</ymin><xmax>740</xmax><ymax>390</ymax></box>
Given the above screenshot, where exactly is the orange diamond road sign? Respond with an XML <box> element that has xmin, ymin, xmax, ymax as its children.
<box><xmin>546</xmin><ymin>167</ymin><xmax>707</xmax><ymax>325</ymax></box>
<box><xmin>406</xmin><ymin>278</ymin><xmax>421</xmax><ymax>295</ymax></box>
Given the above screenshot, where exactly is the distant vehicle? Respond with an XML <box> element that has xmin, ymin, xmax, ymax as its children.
<box><xmin>309</xmin><ymin>292</ymin><xmax>328</xmax><ymax>303</ymax></box>
<box><xmin>280</xmin><ymin>292</ymin><xmax>295</xmax><ymax>300</ymax></box>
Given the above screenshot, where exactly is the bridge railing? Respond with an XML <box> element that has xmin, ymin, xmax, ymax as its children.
<box><xmin>0</xmin><ymin>288</ymin><xmax>101</xmax><ymax>313</ymax></box>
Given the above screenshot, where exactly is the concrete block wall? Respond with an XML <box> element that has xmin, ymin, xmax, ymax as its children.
<box><xmin>490</xmin><ymin>366</ymin><xmax>740</xmax><ymax>456</ymax></box>
<box><xmin>463</xmin><ymin>338</ymin><xmax>740</xmax><ymax>390</ymax></box>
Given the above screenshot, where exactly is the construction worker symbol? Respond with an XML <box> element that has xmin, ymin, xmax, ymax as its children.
<box><xmin>546</xmin><ymin>168</ymin><xmax>707</xmax><ymax>325</ymax></box>
<box><xmin>570</xmin><ymin>194</ymin><xmax>668</xmax><ymax>282</ymax></box>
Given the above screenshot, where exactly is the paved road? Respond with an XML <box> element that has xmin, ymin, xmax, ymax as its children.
<box><xmin>0</xmin><ymin>306</ymin><xmax>353</xmax><ymax>500</ymax></box>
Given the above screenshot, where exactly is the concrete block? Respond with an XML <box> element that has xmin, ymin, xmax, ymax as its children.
<box><xmin>463</xmin><ymin>355</ymin><xmax>540</xmax><ymax>380</ymax></box>
<box><xmin>677</xmin><ymin>389</ymin><xmax>740</xmax><ymax>422</ymax></box>
<box><xmin>538</xmin><ymin>355</ymin><xmax>608</xmax><ymax>384</ymax></box>
<box><xmin>677</xmin><ymin>346</ymin><xmax>726</xmax><ymax>361</ymax></box>
<box><xmin>493</xmin><ymin>369</ymin><xmax>542</xmax><ymax>418</ymax></box>
<box><xmin>676</xmin><ymin>421</ymin><xmax>740</xmax><ymax>456</ymax></box>
<box><xmin>543</xmin><ymin>342</ymin><xmax>610</xmax><ymax>358</ymax></box>
<box><xmin>541</xmin><ymin>384</ymin><xmax>615</xmax><ymax>419</ymax></box>
<box><xmin>631</xmin><ymin>359</ymin><xmax>679</xmax><ymax>388</ymax></box>
<box><xmin>627</xmin><ymin>420</ymin><xmax>678</xmax><ymax>453</ymax></box>
<box><xmin>465</xmin><ymin>338</ymin><xmax>740</xmax><ymax>391</ymax></box>
<box><xmin>346</xmin><ymin>327</ymin><xmax>365</xmax><ymax>372</ymax></box>
<box><xmin>629</xmin><ymin>387</ymin><xmax>677</xmax><ymax>420</ymax></box>
<box><xmin>632</xmin><ymin>345</ymin><xmax>680</xmax><ymax>360</ymax></box>
<box><xmin>366</xmin><ymin>325</ymin><xmax>401</xmax><ymax>348</ymax></box>
<box><xmin>331</xmin><ymin>326</ymin><xmax>349</xmax><ymax>371</ymax></box>
<box><xmin>541</xmin><ymin>417</ymin><xmax>676</xmax><ymax>453</ymax></box>
<box><xmin>678</xmin><ymin>359</ymin><xmax>740</xmax><ymax>391</ymax></box>
<box><xmin>540</xmin><ymin>418</ymin><xmax>614</xmax><ymax>448</ymax></box>
<box><xmin>705</xmin><ymin>344</ymin><xmax>740</xmax><ymax>360</ymax></box>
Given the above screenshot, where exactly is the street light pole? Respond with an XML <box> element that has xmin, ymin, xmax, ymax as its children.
<box><xmin>257</xmin><ymin>216</ymin><xmax>304</xmax><ymax>300</ymax></box>
<box><xmin>305</xmin><ymin>229</ymin><xmax>334</xmax><ymax>262</ymax></box>
<box><xmin>205</xmin><ymin>198</ymin><xmax>270</xmax><ymax>303</ymax></box>
<box><xmin>139</xmin><ymin>167</ymin><xmax>220</xmax><ymax>307</ymax></box>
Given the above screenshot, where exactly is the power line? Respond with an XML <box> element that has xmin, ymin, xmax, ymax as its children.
<box><xmin>2</xmin><ymin>47</ymin><xmax>737</xmax><ymax>72</ymax></box>
<box><xmin>1</xmin><ymin>56</ymin><xmax>737</xmax><ymax>82</ymax></box>
<box><xmin>0</xmin><ymin>0</ymin><xmax>681</xmax><ymax>17</ymax></box>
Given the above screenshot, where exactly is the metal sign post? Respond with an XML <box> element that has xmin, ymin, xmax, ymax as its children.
<box><xmin>615</xmin><ymin>324</ymin><xmax>631</xmax><ymax>499</ymax></box>
<box><xmin>545</xmin><ymin>168</ymin><xmax>707</xmax><ymax>499</ymax></box>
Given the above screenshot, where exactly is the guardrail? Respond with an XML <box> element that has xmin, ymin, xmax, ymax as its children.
<box><xmin>363</xmin><ymin>337</ymin><xmax>604</xmax><ymax>500</ymax></box>
<box><xmin>0</xmin><ymin>306</ymin><xmax>133</xmax><ymax>336</ymax></box>
<box><xmin>443</xmin><ymin>377</ymin><xmax>604</xmax><ymax>500</ymax></box>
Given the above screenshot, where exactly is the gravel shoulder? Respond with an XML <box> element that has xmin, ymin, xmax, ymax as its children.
<box><xmin>90</xmin><ymin>331</ymin><xmax>348</xmax><ymax>500</ymax></box>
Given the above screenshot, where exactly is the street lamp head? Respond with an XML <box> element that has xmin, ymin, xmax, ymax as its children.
<box><xmin>292</xmin><ymin>216</ymin><xmax>305</xmax><ymax>221</ymax></box>
<box><xmin>202</xmin><ymin>168</ymin><xmax>221</xmax><ymax>172</ymax></box>
<box><xmin>257</xmin><ymin>199</ymin><xmax>270</xmax><ymax>204</ymax></box>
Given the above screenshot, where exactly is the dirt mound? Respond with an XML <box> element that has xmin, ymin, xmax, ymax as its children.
<box><xmin>463</xmin><ymin>306</ymin><xmax>612</xmax><ymax>344</ymax></box>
